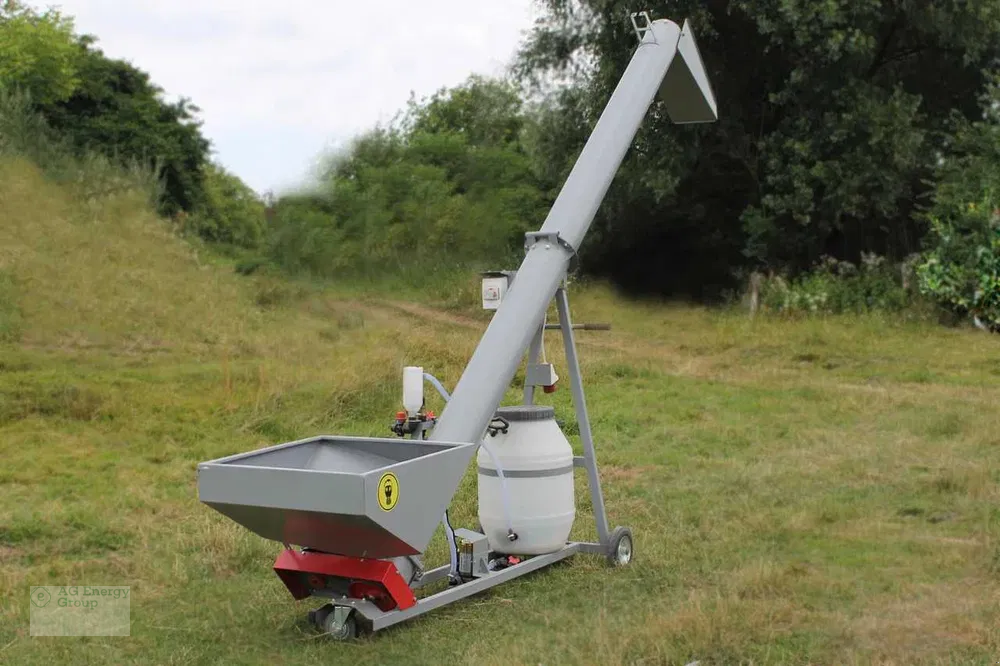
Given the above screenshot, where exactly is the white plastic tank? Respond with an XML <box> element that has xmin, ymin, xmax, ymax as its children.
<box><xmin>477</xmin><ymin>405</ymin><xmax>575</xmax><ymax>555</ymax></box>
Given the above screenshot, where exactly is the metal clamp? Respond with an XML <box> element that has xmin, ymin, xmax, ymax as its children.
<box><xmin>524</xmin><ymin>231</ymin><xmax>577</xmax><ymax>256</ymax></box>
<box><xmin>630</xmin><ymin>11</ymin><xmax>654</xmax><ymax>43</ymax></box>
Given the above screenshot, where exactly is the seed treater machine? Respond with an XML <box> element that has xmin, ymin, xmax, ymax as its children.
<box><xmin>197</xmin><ymin>13</ymin><xmax>717</xmax><ymax>640</ymax></box>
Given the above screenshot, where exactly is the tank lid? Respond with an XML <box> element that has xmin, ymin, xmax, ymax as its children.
<box><xmin>495</xmin><ymin>405</ymin><xmax>555</xmax><ymax>422</ymax></box>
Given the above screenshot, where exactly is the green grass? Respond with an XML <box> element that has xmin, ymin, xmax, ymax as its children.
<box><xmin>0</xmin><ymin>269</ymin><xmax>21</xmax><ymax>342</ymax></box>
<box><xmin>1</xmin><ymin>157</ymin><xmax>1000</xmax><ymax>665</ymax></box>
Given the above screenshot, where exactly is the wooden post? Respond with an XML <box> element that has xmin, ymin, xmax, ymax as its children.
<box><xmin>749</xmin><ymin>271</ymin><xmax>763</xmax><ymax>318</ymax></box>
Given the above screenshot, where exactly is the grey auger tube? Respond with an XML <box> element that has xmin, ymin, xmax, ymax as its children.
<box><xmin>429</xmin><ymin>19</ymin><xmax>685</xmax><ymax>448</ymax></box>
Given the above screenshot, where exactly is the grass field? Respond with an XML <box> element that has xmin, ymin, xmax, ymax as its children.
<box><xmin>2</xmin><ymin>157</ymin><xmax>1000</xmax><ymax>665</ymax></box>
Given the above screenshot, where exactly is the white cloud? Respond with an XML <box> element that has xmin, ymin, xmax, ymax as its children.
<box><xmin>40</xmin><ymin>0</ymin><xmax>539</xmax><ymax>193</ymax></box>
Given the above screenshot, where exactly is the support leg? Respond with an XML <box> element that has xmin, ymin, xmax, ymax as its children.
<box><xmin>523</xmin><ymin>318</ymin><xmax>545</xmax><ymax>405</ymax></box>
<box><xmin>555</xmin><ymin>286</ymin><xmax>610</xmax><ymax>545</ymax></box>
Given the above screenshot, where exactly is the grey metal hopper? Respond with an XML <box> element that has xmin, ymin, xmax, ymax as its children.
<box><xmin>197</xmin><ymin>436</ymin><xmax>477</xmax><ymax>559</ymax></box>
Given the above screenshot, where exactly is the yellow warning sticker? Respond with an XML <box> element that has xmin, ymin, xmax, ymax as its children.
<box><xmin>377</xmin><ymin>472</ymin><xmax>399</xmax><ymax>511</ymax></box>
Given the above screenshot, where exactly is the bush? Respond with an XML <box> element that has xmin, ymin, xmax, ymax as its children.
<box><xmin>914</xmin><ymin>93</ymin><xmax>1000</xmax><ymax>332</ymax></box>
<box><xmin>185</xmin><ymin>162</ymin><xmax>266</xmax><ymax>249</ymax></box>
<box><xmin>916</xmin><ymin>203</ymin><xmax>1000</xmax><ymax>332</ymax></box>
<box><xmin>759</xmin><ymin>253</ymin><xmax>913</xmax><ymax>316</ymax></box>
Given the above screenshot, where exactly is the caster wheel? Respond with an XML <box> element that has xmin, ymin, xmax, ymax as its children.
<box><xmin>606</xmin><ymin>526</ymin><xmax>634</xmax><ymax>567</ymax></box>
<box><xmin>309</xmin><ymin>603</ymin><xmax>334</xmax><ymax>629</ymax></box>
<box><xmin>322</xmin><ymin>610</ymin><xmax>357</xmax><ymax>641</ymax></box>
<box><xmin>312</xmin><ymin>604</ymin><xmax>358</xmax><ymax>641</ymax></box>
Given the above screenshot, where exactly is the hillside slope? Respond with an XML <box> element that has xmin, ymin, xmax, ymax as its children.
<box><xmin>0</xmin><ymin>157</ymin><xmax>258</xmax><ymax>353</ymax></box>
<box><xmin>1</xmin><ymin>163</ymin><xmax>999</xmax><ymax>664</ymax></box>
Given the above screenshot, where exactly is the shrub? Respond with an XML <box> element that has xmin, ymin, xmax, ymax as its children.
<box><xmin>914</xmin><ymin>93</ymin><xmax>1000</xmax><ymax>332</ymax></box>
<box><xmin>759</xmin><ymin>253</ymin><xmax>913</xmax><ymax>316</ymax></box>
<box><xmin>916</xmin><ymin>203</ymin><xmax>1000</xmax><ymax>331</ymax></box>
<box><xmin>185</xmin><ymin>162</ymin><xmax>266</xmax><ymax>249</ymax></box>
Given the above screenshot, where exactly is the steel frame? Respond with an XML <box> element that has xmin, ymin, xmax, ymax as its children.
<box><xmin>309</xmin><ymin>279</ymin><xmax>617</xmax><ymax>635</ymax></box>
<box><xmin>322</xmin><ymin>542</ymin><xmax>598</xmax><ymax>632</ymax></box>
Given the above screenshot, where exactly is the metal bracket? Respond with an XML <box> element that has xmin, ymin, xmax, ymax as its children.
<box><xmin>524</xmin><ymin>231</ymin><xmax>577</xmax><ymax>256</ymax></box>
<box><xmin>525</xmin><ymin>231</ymin><xmax>580</xmax><ymax>275</ymax></box>
<box><xmin>630</xmin><ymin>11</ymin><xmax>655</xmax><ymax>43</ymax></box>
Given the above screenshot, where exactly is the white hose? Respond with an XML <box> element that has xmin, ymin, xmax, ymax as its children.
<box><xmin>422</xmin><ymin>372</ymin><xmax>518</xmax><ymax>571</ymax></box>
<box><xmin>442</xmin><ymin>510</ymin><xmax>459</xmax><ymax>583</ymax></box>
<box><xmin>476</xmin><ymin>436</ymin><xmax>516</xmax><ymax>537</ymax></box>
<box><xmin>423</xmin><ymin>372</ymin><xmax>452</xmax><ymax>402</ymax></box>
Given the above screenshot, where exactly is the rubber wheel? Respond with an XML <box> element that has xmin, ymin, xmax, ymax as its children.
<box><xmin>309</xmin><ymin>603</ymin><xmax>334</xmax><ymax>629</ymax></box>
<box><xmin>321</xmin><ymin>608</ymin><xmax>358</xmax><ymax>641</ymax></box>
<box><xmin>606</xmin><ymin>526</ymin><xmax>634</xmax><ymax>567</ymax></box>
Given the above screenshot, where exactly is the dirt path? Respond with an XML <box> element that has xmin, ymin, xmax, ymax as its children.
<box><xmin>373</xmin><ymin>299</ymin><xmax>632</xmax><ymax>356</ymax></box>
<box><xmin>377</xmin><ymin>300</ymin><xmax>486</xmax><ymax>331</ymax></box>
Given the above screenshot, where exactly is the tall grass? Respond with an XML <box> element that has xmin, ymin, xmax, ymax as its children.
<box><xmin>0</xmin><ymin>88</ymin><xmax>161</xmax><ymax>210</ymax></box>
<box><xmin>0</xmin><ymin>89</ymin><xmax>263</xmax><ymax>353</ymax></box>
<box><xmin>0</xmin><ymin>270</ymin><xmax>21</xmax><ymax>342</ymax></box>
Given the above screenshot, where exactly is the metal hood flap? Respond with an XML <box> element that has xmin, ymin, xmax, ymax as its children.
<box><xmin>659</xmin><ymin>19</ymin><xmax>719</xmax><ymax>124</ymax></box>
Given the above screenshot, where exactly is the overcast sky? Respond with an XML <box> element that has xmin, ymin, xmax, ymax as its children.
<box><xmin>40</xmin><ymin>1</ymin><xmax>539</xmax><ymax>194</ymax></box>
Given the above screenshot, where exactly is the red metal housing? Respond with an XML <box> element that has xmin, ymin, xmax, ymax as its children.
<box><xmin>273</xmin><ymin>549</ymin><xmax>417</xmax><ymax>611</ymax></box>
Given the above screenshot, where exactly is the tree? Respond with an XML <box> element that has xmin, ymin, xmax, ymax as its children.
<box><xmin>267</xmin><ymin>75</ymin><xmax>550</xmax><ymax>278</ymax></box>
<box><xmin>0</xmin><ymin>0</ymin><xmax>80</xmax><ymax>105</ymax></box>
<box><xmin>516</xmin><ymin>0</ymin><xmax>1000</xmax><ymax>299</ymax></box>
<box><xmin>399</xmin><ymin>74</ymin><xmax>526</xmax><ymax>149</ymax></box>
<box><xmin>37</xmin><ymin>43</ymin><xmax>211</xmax><ymax>216</ymax></box>
<box><xmin>0</xmin><ymin>1</ymin><xmax>261</xmax><ymax>246</ymax></box>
